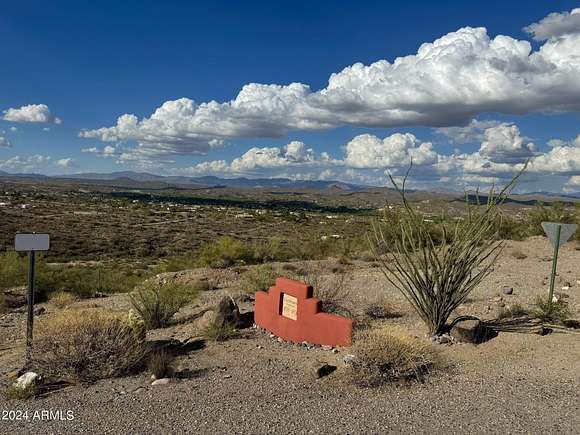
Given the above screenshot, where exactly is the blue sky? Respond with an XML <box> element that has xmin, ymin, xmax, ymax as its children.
<box><xmin>1</xmin><ymin>1</ymin><xmax>580</xmax><ymax>192</ymax></box>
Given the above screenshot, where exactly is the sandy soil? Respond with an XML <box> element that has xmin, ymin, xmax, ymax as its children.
<box><xmin>1</xmin><ymin>238</ymin><xmax>579</xmax><ymax>434</ymax></box>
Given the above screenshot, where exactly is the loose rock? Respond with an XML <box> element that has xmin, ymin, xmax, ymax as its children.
<box><xmin>313</xmin><ymin>363</ymin><xmax>337</xmax><ymax>378</ymax></box>
<box><xmin>14</xmin><ymin>372</ymin><xmax>41</xmax><ymax>390</ymax></box>
<box><xmin>502</xmin><ymin>287</ymin><xmax>514</xmax><ymax>295</ymax></box>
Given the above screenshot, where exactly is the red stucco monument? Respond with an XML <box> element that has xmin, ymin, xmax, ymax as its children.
<box><xmin>255</xmin><ymin>277</ymin><xmax>353</xmax><ymax>346</ymax></box>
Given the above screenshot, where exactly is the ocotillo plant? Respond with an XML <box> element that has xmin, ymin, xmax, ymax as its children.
<box><xmin>370</xmin><ymin>165</ymin><xmax>525</xmax><ymax>336</ymax></box>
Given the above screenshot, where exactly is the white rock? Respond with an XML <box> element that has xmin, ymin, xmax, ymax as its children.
<box><xmin>151</xmin><ymin>378</ymin><xmax>171</xmax><ymax>386</ymax></box>
<box><xmin>14</xmin><ymin>372</ymin><xmax>41</xmax><ymax>390</ymax></box>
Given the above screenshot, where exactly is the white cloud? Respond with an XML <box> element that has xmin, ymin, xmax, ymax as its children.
<box><xmin>2</xmin><ymin>104</ymin><xmax>62</xmax><ymax>124</ymax></box>
<box><xmin>55</xmin><ymin>158</ymin><xmax>76</xmax><ymax>168</ymax></box>
<box><xmin>81</xmin><ymin>9</ymin><xmax>580</xmax><ymax>159</ymax></box>
<box><xmin>0</xmin><ymin>136</ymin><xmax>11</xmax><ymax>148</ymax></box>
<box><xmin>344</xmin><ymin>133</ymin><xmax>437</xmax><ymax>168</ymax></box>
<box><xmin>9</xmin><ymin>126</ymin><xmax>17</xmax><ymax>132</ymax></box>
<box><xmin>0</xmin><ymin>155</ymin><xmax>52</xmax><ymax>173</ymax></box>
<box><xmin>178</xmin><ymin>141</ymin><xmax>336</xmax><ymax>176</ymax></box>
<box><xmin>564</xmin><ymin>175</ymin><xmax>580</xmax><ymax>192</ymax></box>
<box><xmin>478</xmin><ymin>124</ymin><xmax>536</xmax><ymax>163</ymax></box>
<box><xmin>524</xmin><ymin>8</ymin><xmax>580</xmax><ymax>40</ymax></box>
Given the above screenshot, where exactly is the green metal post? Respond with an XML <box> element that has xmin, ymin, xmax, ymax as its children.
<box><xmin>548</xmin><ymin>225</ymin><xmax>561</xmax><ymax>306</ymax></box>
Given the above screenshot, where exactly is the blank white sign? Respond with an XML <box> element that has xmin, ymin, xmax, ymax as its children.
<box><xmin>15</xmin><ymin>233</ymin><xmax>50</xmax><ymax>252</ymax></box>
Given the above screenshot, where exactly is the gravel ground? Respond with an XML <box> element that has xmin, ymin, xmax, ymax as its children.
<box><xmin>1</xmin><ymin>238</ymin><xmax>579</xmax><ymax>434</ymax></box>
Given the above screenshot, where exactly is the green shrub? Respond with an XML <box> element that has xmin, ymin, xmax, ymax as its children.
<box><xmin>157</xmin><ymin>253</ymin><xmax>198</xmax><ymax>273</ymax></box>
<box><xmin>5</xmin><ymin>384</ymin><xmax>38</xmax><ymax>401</ymax></box>
<box><xmin>0</xmin><ymin>252</ymin><xmax>146</xmax><ymax>298</ymax></box>
<box><xmin>237</xmin><ymin>265</ymin><xmax>279</xmax><ymax>293</ymax></box>
<box><xmin>129</xmin><ymin>282</ymin><xmax>199</xmax><ymax>329</ymax></box>
<box><xmin>196</xmin><ymin>236</ymin><xmax>257</xmax><ymax>268</ymax></box>
<box><xmin>526</xmin><ymin>202</ymin><xmax>575</xmax><ymax>236</ymax></box>
<box><xmin>0</xmin><ymin>252</ymin><xmax>27</xmax><ymax>289</ymax></box>
<box><xmin>31</xmin><ymin>309</ymin><xmax>146</xmax><ymax>384</ymax></box>
<box><xmin>531</xmin><ymin>296</ymin><xmax>572</xmax><ymax>323</ymax></box>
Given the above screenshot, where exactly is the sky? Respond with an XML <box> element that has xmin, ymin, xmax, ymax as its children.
<box><xmin>1</xmin><ymin>0</ymin><xmax>580</xmax><ymax>193</ymax></box>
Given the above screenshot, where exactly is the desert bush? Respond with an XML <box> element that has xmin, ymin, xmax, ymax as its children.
<box><xmin>49</xmin><ymin>291</ymin><xmax>78</xmax><ymax>309</ymax></box>
<box><xmin>495</xmin><ymin>214</ymin><xmax>530</xmax><ymax>241</ymax></box>
<box><xmin>531</xmin><ymin>296</ymin><xmax>572</xmax><ymax>323</ymax></box>
<box><xmin>129</xmin><ymin>282</ymin><xmax>198</xmax><ymax>329</ymax></box>
<box><xmin>285</xmin><ymin>264</ymin><xmax>351</xmax><ymax>316</ymax></box>
<box><xmin>147</xmin><ymin>349</ymin><xmax>174</xmax><ymax>379</ymax></box>
<box><xmin>201</xmin><ymin>322</ymin><xmax>236</xmax><ymax>341</ymax></box>
<box><xmin>5</xmin><ymin>384</ymin><xmax>38</xmax><ymax>401</ymax></box>
<box><xmin>196</xmin><ymin>236</ymin><xmax>257</xmax><ymax>268</ymax></box>
<box><xmin>37</xmin><ymin>266</ymin><xmax>145</xmax><ymax>297</ymax></box>
<box><xmin>31</xmin><ymin>309</ymin><xmax>146</xmax><ymax>383</ymax></box>
<box><xmin>237</xmin><ymin>265</ymin><xmax>279</xmax><ymax>293</ymax></box>
<box><xmin>253</xmin><ymin>237</ymin><xmax>288</xmax><ymax>263</ymax></box>
<box><xmin>157</xmin><ymin>252</ymin><xmax>197</xmax><ymax>273</ymax></box>
<box><xmin>348</xmin><ymin>326</ymin><xmax>438</xmax><ymax>386</ymax></box>
<box><xmin>371</xmin><ymin>167</ymin><xmax>524</xmax><ymax>335</ymax></box>
<box><xmin>526</xmin><ymin>202</ymin><xmax>576</xmax><ymax>236</ymax></box>
<box><xmin>0</xmin><ymin>252</ymin><xmax>27</xmax><ymax>289</ymax></box>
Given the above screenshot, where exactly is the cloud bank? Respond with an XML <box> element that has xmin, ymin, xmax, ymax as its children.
<box><xmin>80</xmin><ymin>9</ymin><xmax>580</xmax><ymax>160</ymax></box>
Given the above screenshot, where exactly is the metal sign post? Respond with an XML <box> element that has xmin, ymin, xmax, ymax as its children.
<box><xmin>541</xmin><ymin>222</ymin><xmax>577</xmax><ymax>306</ymax></box>
<box><xmin>14</xmin><ymin>233</ymin><xmax>50</xmax><ymax>366</ymax></box>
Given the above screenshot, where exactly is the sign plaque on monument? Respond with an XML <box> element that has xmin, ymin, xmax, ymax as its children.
<box><xmin>281</xmin><ymin>293</ymin><xmax>298</xmax><ymax>320</ymax></box>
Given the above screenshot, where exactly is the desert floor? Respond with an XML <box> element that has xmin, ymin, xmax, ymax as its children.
<box><xmin>1</xmin><ymin>237</ymin><xmax>579</xmax><ymax>434</ymax></box>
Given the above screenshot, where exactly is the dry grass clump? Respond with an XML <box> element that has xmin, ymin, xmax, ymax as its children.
<box><xmin>49</xmin><ymin>291</ymin><xmax>78</xmax><ymax>309</ymax></box>
<box><xmin>31</xmin><ymin>309</ymin><xmax>145</xmax><ymax>384</ymax></box>
<box><xmin>147</xmin><ymin>349</ymin><xmax>174</xmax><ymax>379</ymax></box>
<box><xmin>129</xmin><ymin>282</ymin><xmax>199</xmax><ymax>329</ymax></box>
<box><xmin>532</xmin><ymin>296</ymin><xmax>572</xmax><ymax>324</ymax></box>
<box><xmin>201</xmin><ymin>322</ymin><xmax>237</xmax><ymax>341</ymax></box>
<box><xmin>287</xmin><ymin>264</ymin><xmax>352</xmax><ymax>317</ymax></box>
<box><xmin>348</xmin><ymin>326</ymin><xmax>438</xmax><ymax>387</ymax></box>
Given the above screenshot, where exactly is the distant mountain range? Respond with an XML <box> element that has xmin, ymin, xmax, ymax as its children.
<box><xmin>0</xmin><ymin>170</ymin><xmax>361</xmax><ymax>191</ymax></box>
<box><xmin>1</xmin><ymin>169</ymin><xmax>579</xmax><ymax>199</ymax></box>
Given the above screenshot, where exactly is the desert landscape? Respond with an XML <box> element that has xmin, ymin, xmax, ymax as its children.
<box><xmin>2</xmin><ymin>2</ymin><xmax>580</xmax><ymax>433</ymax></box>
<box><xmin>1</xmin><ymin>175</ymin><xmax>579</xmax><ymax>433</ymax></box>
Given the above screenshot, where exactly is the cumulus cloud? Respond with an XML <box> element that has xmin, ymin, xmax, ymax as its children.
<box><xmin>81</xmin><ymin>9</ymin><xmax>580</xmax><ymax>159</ymax></box>
<box><xmin>179</xmin><ymin>141</ymin><xmax>336</xmax><ymax>176</ymax></box>
<box><xmin>0</xmin><ymin>136</ymin><xmax>11</xmax><ymax>148</ymax></box>
<box><xmin>478</xmin><ymin>124</ymin><xmax>536</xmax><ymax>163</ymax></box>
<box><xmin>524</xmin><ymin>8</ymin><xmax>580</xmax><ymax>40</ymax></box>
<box><xmin>344</xmin><ymin>133</ymin><xmax>437</xmax><ymax>168</ymax></box>
<box><xmin>2</xmin><ymin>104</ymin><xmax>62</xmax><ymax>124</ymax></box>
